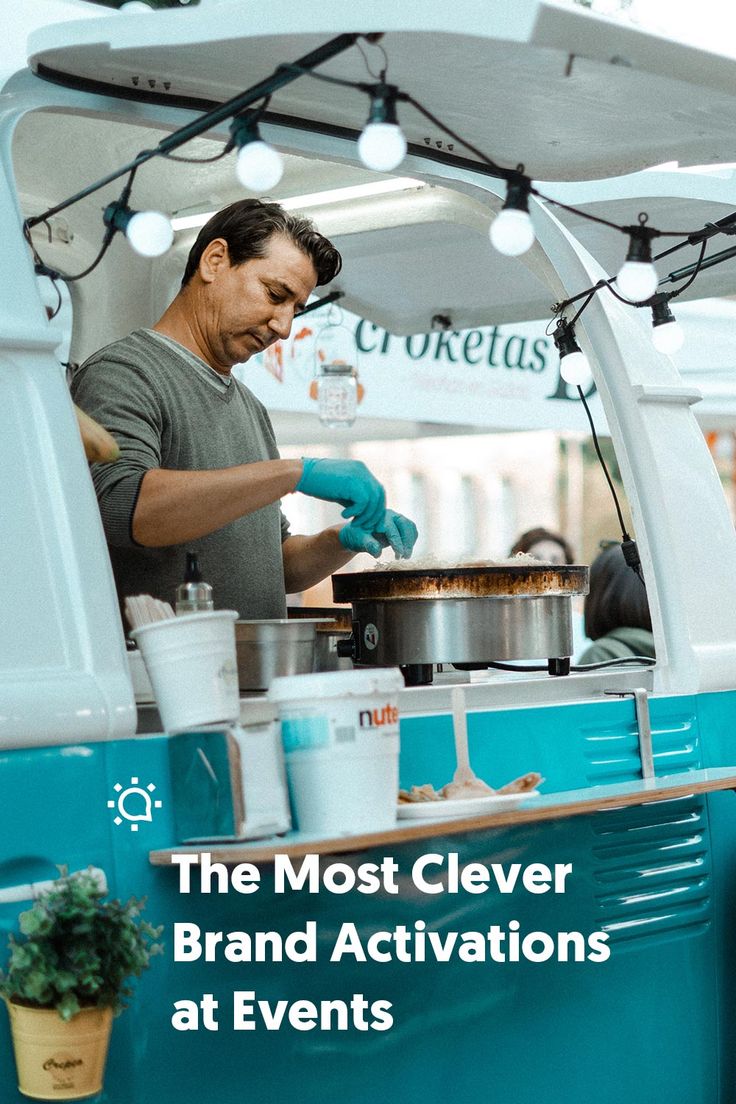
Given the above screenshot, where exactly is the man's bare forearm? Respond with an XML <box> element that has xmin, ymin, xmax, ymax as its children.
<box><xmin>132</xmin><ymin>459</ymin><xmax>303</xmax><ymax>546</ymax></box>
<box><xmin>282</xmin><ymin>529</ymin><xmax>356</xmax><ymax>594</ymax></box>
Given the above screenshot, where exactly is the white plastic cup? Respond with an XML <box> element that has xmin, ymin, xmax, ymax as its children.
<box><xmin>268</xmin><ymin>668</ymin><xmax>403</xmax><ymax>835</ymax></box>
<box><xmin>131</xmin><ymin>611</ymin><xmax>239</xmax><ymax>734</ymax></box>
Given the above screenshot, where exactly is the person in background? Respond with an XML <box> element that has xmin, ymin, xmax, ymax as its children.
<box><xmin>510</xmin><ymin>526</ymin><xmax>575</xmax><ymax>566</ymax></box>
<box><xmin>510</xmin><ymin>526</ymin><xmax>584</xmax><ymax>656</ymax></box>
<box><xmin>71</xmin><ymin>198</ymin><xmax>418</xmax><ymax>618</ymax></box>
<box><xmin>577</xmin><ymin>544</ymin><xmax>655</xmax><ymax>664</ymax></box>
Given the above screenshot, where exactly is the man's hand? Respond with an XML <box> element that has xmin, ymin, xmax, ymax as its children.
<box><xmin>377</xmin><ymin>509</ymin><xmax>418</xmax><ymax>559</ymax></box>
<box><xmin>339</xmin><ymin>509</ymin><xmax>419</xmax><ymax>560</ymax></box>
<box><xmin>296</xmin><ymin>458</ymin><xmax>385</xmax><ymax>532</ymax></box>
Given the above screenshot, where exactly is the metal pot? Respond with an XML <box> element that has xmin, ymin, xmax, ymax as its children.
<box><xmin>286</xmin><ymin>606</ymin><xmax>353</xmax><ymax>672</ymax></box>
<box><xmin>235</xmin><ymin>619</ymin><xmax>331</xmax><ymax>691</ymax></box>
<box><xmin>331</xmin><ymin>563</ymin><xmax>589</xmax><ymax>684</ymax></box>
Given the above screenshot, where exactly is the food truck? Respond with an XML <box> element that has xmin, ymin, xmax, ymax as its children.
<box><xmin>3</xmin><ymin>2</ymin><xmax>736</xmax><ymax>1101</ymax></box>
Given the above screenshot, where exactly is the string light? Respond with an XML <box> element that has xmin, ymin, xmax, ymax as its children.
<box><xmin>357</xmin><ymin>84</ymin><xmax>407</xmax><ymax>172</ymax></box>
<box><xmin>230</xmin><ymin>117</ymin><xmax>284</xmax><ymax>191</ymax></box>
<box><xmin>552</xmin><ymin>319</ymin><xmax>592</xmax><ymax>387</ymax></box>
<box><xmin>650</xmin><ymin>295</ymin><xmax>685</xmax><ymax>354</ymax></box>
<box><xmin>616</xmin><ymin>225</ymin><xmax>659</xmax><ymax>302</ymax></box>
<box><xmin>489</xmin><ymin>178</ymin><xmax>535</xmax><ymax>257</ymax></box>
<box><xmin>23</xmin><ymin>29</ymin><xmax>736</xmax><ymax>330</ymax></box>
<box><xmin>102</xmin><ymin>202</ymin><xmax>173</xmax><ymax>257</ymax></box>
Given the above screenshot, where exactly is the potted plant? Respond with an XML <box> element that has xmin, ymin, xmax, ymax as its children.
<box><xmin>0</xmin><ymin>867</ymin><xmax>162</xmax><ymax>1101</ymax></box>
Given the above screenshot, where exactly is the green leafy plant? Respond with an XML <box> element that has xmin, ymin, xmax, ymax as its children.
<box><xmin>0</xmin><ymin>868</ymin><xmax>163</xmax><ymax>1022</ymax></box>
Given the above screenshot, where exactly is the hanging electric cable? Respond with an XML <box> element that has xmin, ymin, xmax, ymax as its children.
<box><xmin>550</xmin><ymin>306</ymin><xmax>645</xmax><ymax>586</ymax></box>
<box><xmin>577</xmin><ymin>368</ymin><xmax>645</xmax><ymax>585</ymax></box>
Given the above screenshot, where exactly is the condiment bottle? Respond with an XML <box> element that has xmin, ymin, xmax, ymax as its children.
<box><xmin>175</xmin><ymin>551</ymin><xmax>214</xmax><ymax>614</ymax></box>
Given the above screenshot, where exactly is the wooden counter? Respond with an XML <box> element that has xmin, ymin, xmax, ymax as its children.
<box><xmin>149</xmin><ymin>767</ymin><xmax>736</xmax><ymax>866</ymax></box>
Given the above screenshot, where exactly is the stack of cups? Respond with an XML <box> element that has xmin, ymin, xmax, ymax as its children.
<box><xmin>268</xmin><ymin>668</ymin><xmax>403</xmax><ymax>835</ymax></box>
<box><xmin>131</xmin><ymin>611</ymin><xmax>240</xmax><ymax>734</ymax></box>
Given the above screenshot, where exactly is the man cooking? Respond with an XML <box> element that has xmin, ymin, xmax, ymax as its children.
<box><xmin>71</xmin><ymin>198</ymin><xmax>418</xmax><ymax>617</ymax></box>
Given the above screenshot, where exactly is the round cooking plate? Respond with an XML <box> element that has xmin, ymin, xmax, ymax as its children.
<box><xmin>332</xmin><ymin>563</ymin><xmax>589</xmax><ymax>602</ymax></box>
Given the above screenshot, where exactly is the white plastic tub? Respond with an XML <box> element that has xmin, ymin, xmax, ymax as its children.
<box><xmin>268</xmin><ymin>668</ymin><xmax>403</xmax><ymax>835</ymax></box>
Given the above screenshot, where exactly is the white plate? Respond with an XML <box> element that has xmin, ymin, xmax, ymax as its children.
<box><xmin>397</xmin><ymin>791</ymin><xmax>540</xmax><ymax>820</ymax></box>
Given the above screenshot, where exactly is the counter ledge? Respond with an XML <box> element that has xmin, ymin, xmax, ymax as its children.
<box><xmin>149</xmin><ymin>767</ymin><xmax>736</xmax><ymax>866</ymax></box>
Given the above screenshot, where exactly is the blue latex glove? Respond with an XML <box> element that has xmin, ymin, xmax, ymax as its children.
<box><xmin>297</xmin><ymin>458</ymin><xmax>386</xmax><ymax>533</ymax></box>
<box><xmin>339</xmin><ymin>510</ymin><xmax>419</xmax><ymax>560</ymax></box>
<box><xmin>376</xmin><ymin>509</ymin><xmax>419</xmax><ymax>559</ymax></box>
<box><xmin>338</xmin><ymin>524</ymin><xmax>384</xmax><ymax>559</ymax></box>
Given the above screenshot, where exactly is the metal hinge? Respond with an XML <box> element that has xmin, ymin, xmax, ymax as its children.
<box><xmin>605</xmin><ymin>687</ymin><xmax>654</xmax><ymax>780</ymax></box>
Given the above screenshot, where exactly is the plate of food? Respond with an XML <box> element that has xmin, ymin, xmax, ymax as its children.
<box><xmin>397</xmin><ymin>773</ymin><xmax>542</xmax><ymax>820</ymax></box>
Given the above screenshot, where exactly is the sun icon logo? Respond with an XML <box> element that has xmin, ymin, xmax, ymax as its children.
<box><xmin>107</xmin><ymin>777</ymin><xmax>163</xmax><ymax>832</ymax></box>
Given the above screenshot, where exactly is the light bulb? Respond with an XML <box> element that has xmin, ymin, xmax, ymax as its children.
<box><xmin>235</xmin><ymin>140</ymin><xmax>284</xmax><ymax>191</ymax></box>
<box><xmin>560</xmin><ymin>350</ymin><xmax>592</xmax><ymax>387</ymax></box>
<box><xmin>490</xmin><ymin>208</ymin><xmax>535</xmax><ymax>257</ymax></box>
<box><xmin>120</xmin><ymin>1</ymin><xmax>153</xmax><ymax>9</ymax></box>
<box><xmin>650</xmin><ymin>296</ymin><xmax>684</xmax><ymax>355</ymax></box>
<box><xmin>357</xmin><ymin>122</ymin><xmax>407</xmax><ymax>172</ymax></box>
<box><xmin>652</xmin><ymin>319</ymin><xmax>684</xmax><ymax>354</ymax></box>
<box><xmin>125</xmin><ymin>210</ymin><xmax>173</xmax><ymax>257</ymax></box>
<box><xmin>616</xmin><ymin>260</ymin><xmax>659</xmax><ymax>302</ymax></box>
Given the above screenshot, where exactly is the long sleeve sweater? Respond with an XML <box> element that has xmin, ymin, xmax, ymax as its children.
<box><xmin>71</xmin><ymin>328</ymin><xmax>290</xmax><ymax>618</ymax></box>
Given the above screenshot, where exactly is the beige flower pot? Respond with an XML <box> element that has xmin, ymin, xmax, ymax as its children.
<box><xmin>5</xmin><ymin>1000</ymin><xmax>113</xmax><ymax>1100</ymax></box>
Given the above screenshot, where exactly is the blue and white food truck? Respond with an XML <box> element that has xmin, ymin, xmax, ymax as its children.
<box><xmin>3</xmin><ymin>3</ymin><xmax>736</xmax><ymax>1102</ymax></box>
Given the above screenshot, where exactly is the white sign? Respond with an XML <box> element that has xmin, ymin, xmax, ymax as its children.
<box><xmin>236</xmin><ymin>306</ymin><xmax>607</xmax><ymax>433</ymax></box>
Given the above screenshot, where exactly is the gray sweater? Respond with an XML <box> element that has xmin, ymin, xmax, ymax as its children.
<box><xmin>71</xmin><ymin>329</ymin><xmax>290</xmax><ymax>618</ymax></box>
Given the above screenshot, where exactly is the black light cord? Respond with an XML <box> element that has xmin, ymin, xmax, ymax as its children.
<box><xmin>21</xmin><ymin>32</ymin><xmax>736</xmax><ymax>326</ymax></box>
<box><xmin>576</xmin><ymin>384</ymin><xmax>627</xmax><ymax>536</ymax></box>
<box><xmin>159</xmin><ymin>141</ymin><xmax>234</xmax><ymax>164</ymax></box>
<box><xmin>355</xmin><ymin>38</ymin><xmax>389</xmax><ymax>81</ymax></box>
<box><xmin>553</xmin><ymin>216</ymin><xmax>712</xmax><ymax>317</ymax></box>
<box><xmin>29</xmin><ymin>167</ymin><xmax>138</xmax><ymax>284</ymax></box>
<box><xmin>161</xmin><ymin>97</ymin><xmax>272</xmax><ymax>164</ymax></box>
<box><xmin>24</xmin><ymin>34</ymin><xmax>363</xmax><ymax>231</ymax></box>
<box><xmin>50</xmin><ymin>228</ymin><xmax>116</xmax><ymax>284</ymax></box>
<box><xmin>401</xmin><ymin>94</ymin><xmax>713</xmax><ymax>239</ymax></box>
<box><xmin>47</xmin><ymin>278</ymin><xmax>63</xmax><ymax>320</ymax></box>
<box><xmin>547</xmin><ymin>239</ymin><xmax>707</xmax><ymax>591</ymax></box>
<box><xmin>661</xmin><ymin>238</ymin><xmax>707</xmax><ymax>298</ymax></box>
<box><xmin>572</xmin><ymin>380</ymin><xmax>646</xmax><ymax>586</ymax></box>
<box><xmin>568</xmin><ymin>288</ymin><xmax>598</xmax><ymax>328</ymax></box>
<box><xmin>216</xmin><ymin>58</ymin><xmax>736</xmax><ymax>247</ymax></box>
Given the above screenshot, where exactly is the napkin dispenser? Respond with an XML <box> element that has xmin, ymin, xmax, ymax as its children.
<box><xmin>168</xmin><ymin>701</ymin><xmax>291</xmax><ymax>842</ymax></box>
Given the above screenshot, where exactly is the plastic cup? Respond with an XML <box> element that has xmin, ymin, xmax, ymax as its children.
<box><xmin>268</xmin><ymin>668</ymin><xmax>403</xmax><ymax>835</ymax></box>
<box><xmin>131</xmin><ymin>611</ymin><xmax>239</xmax><ymax>734</ymax></box>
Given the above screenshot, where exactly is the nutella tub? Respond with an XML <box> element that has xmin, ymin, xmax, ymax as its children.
<box><xmin>268</xmin><ymin>669</ymin><xmax>403</xmax><ymax>835</ymax></box>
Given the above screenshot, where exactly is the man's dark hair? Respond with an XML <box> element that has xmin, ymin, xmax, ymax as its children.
<box><xmin>181</xmin><ymin>198</ymin><xmax>342</xmax><ymax>288</ymax></box>
<box><xmin>584</xmin><ymin>544</ymin><xmax>652</xmax><ymax>641</ymax></box>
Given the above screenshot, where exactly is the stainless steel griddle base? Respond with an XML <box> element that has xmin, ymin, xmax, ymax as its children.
<box><xmin>347</xmin><ymin>595</ymin><xmax>574</xmax><ymax>667</ymax></box>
